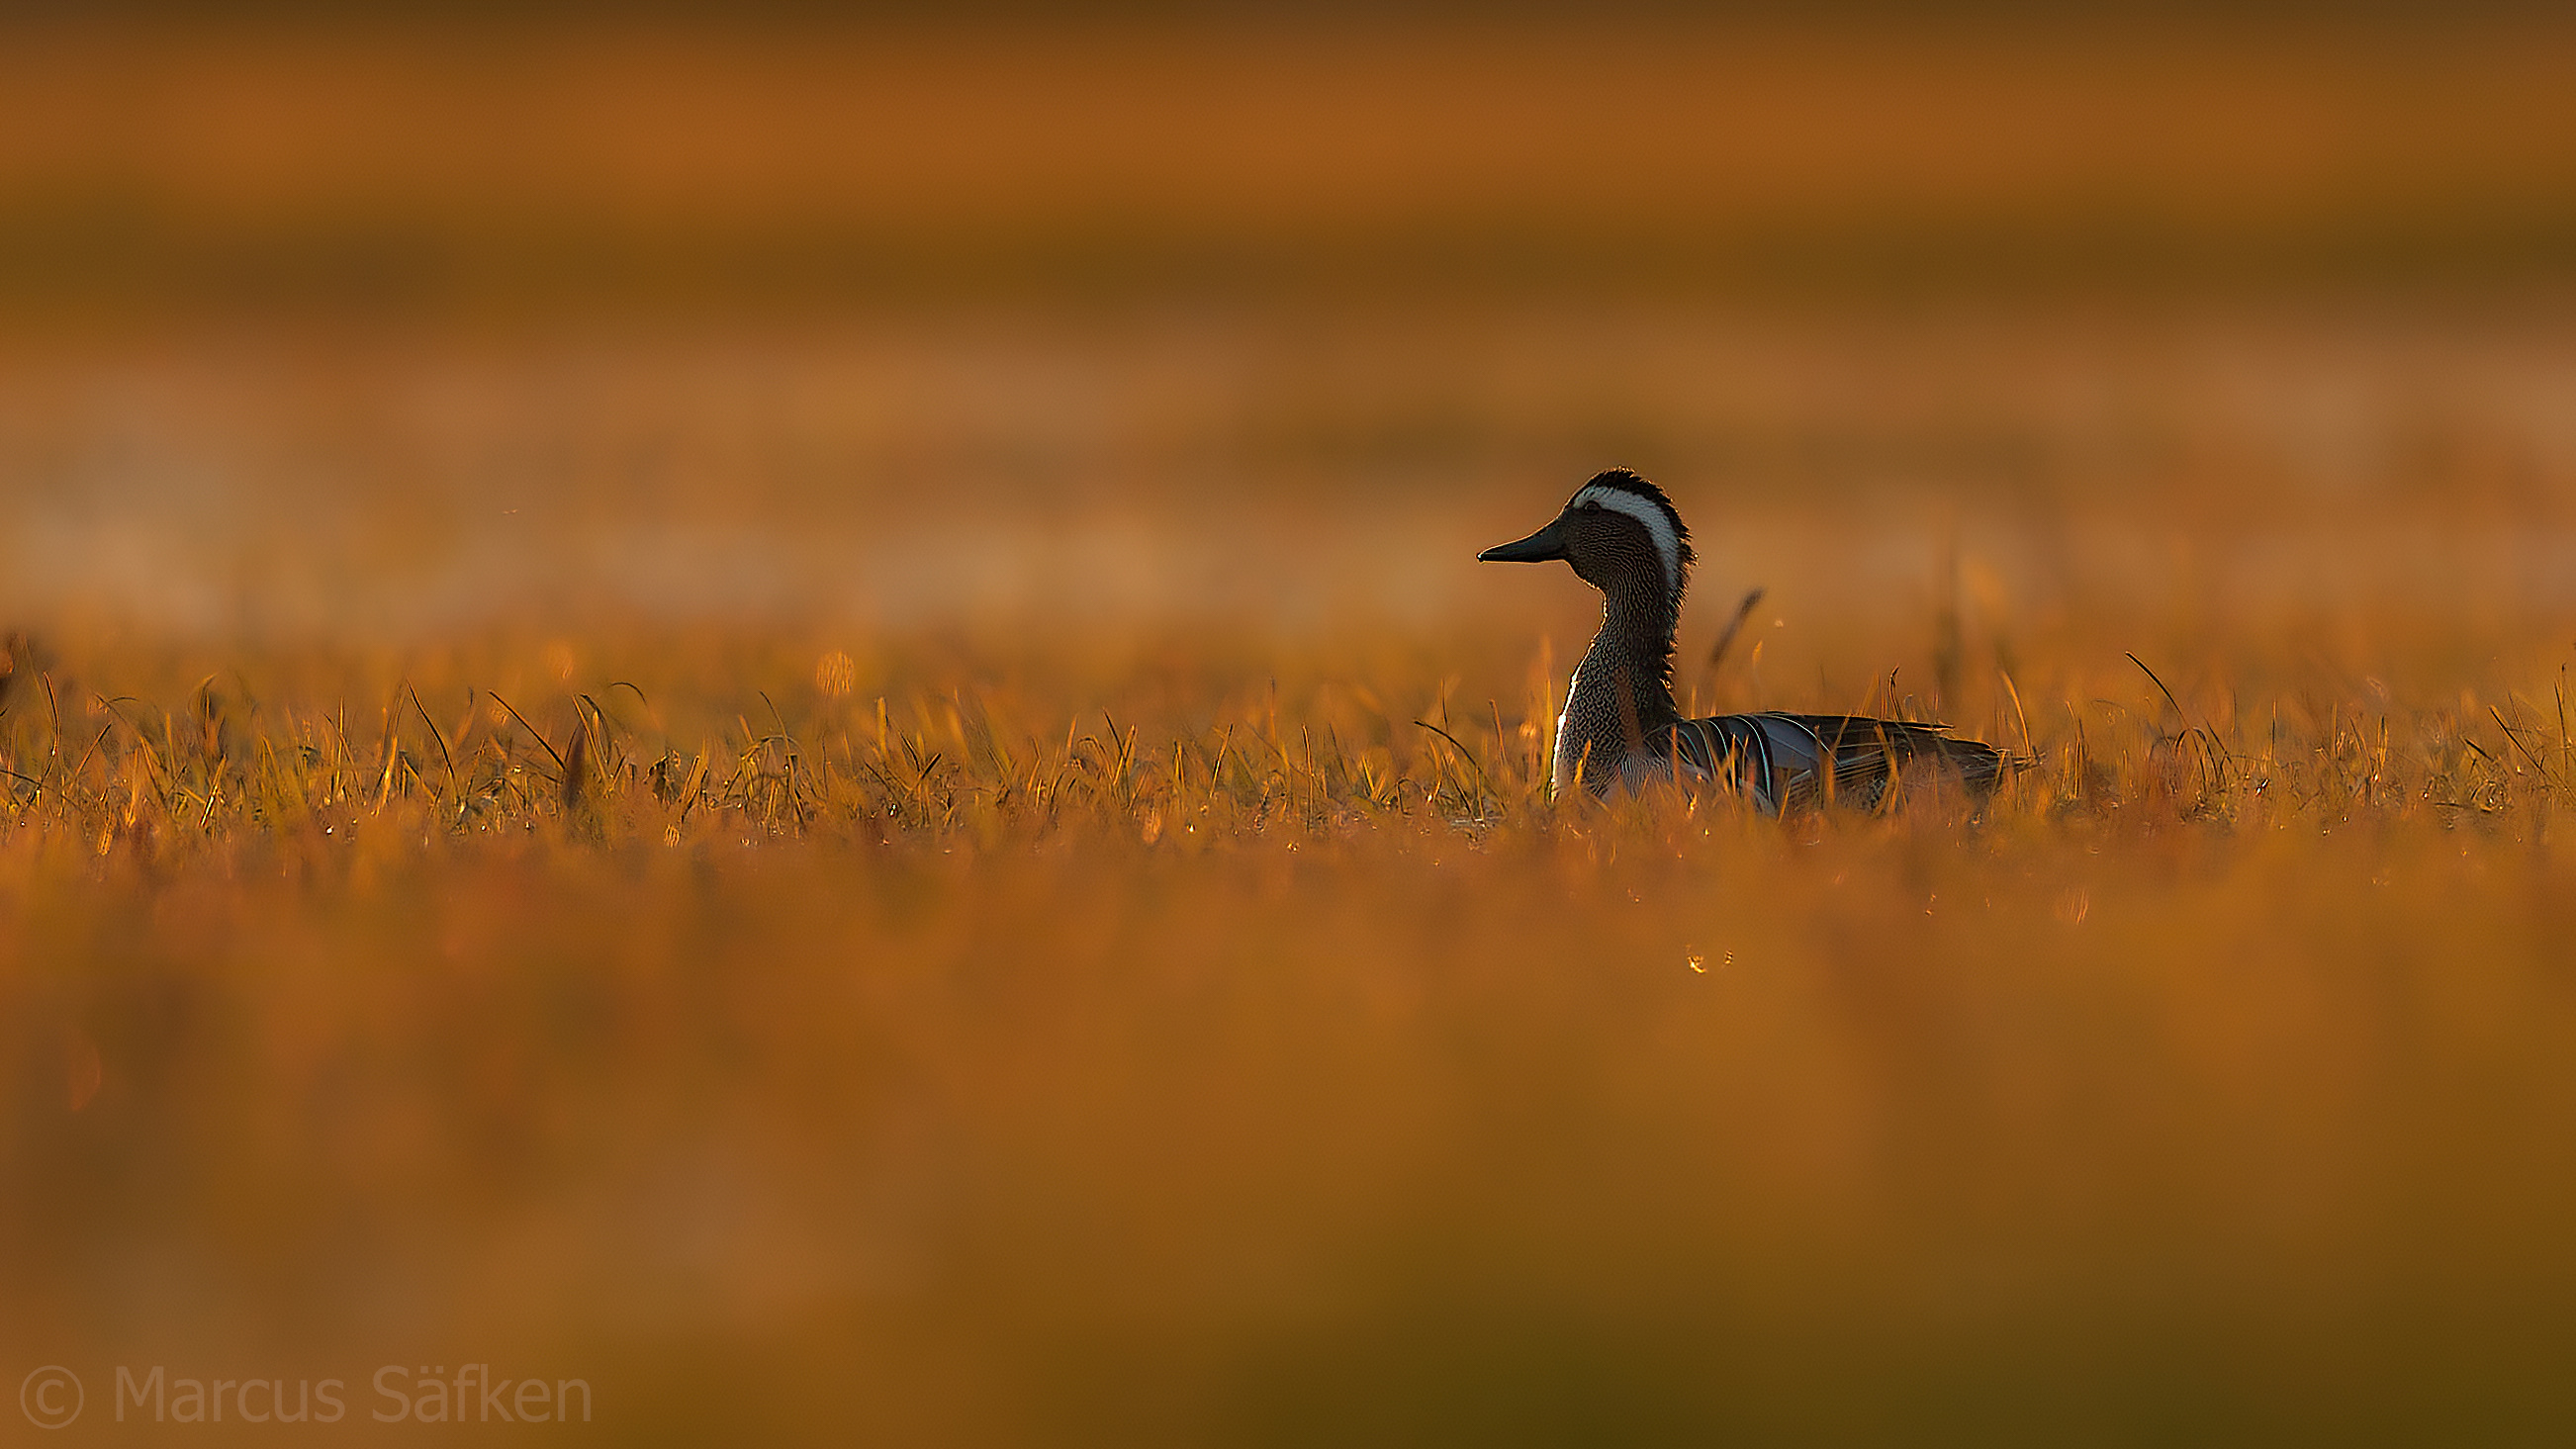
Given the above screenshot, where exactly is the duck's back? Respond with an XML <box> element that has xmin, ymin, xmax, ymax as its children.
<box><xmin>1670</xmin><ymin>711</ymin><xmax>2004</xmax><ymax>812</ymax></box>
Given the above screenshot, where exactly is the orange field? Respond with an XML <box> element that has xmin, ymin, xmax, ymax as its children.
<box><xmin>7</xmin><ymin>14</ymin><xmax>2576</xmax><ymax>1446</ymax></box>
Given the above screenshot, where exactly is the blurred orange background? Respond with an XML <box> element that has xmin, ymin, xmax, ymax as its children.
<box><xmin>7</xmin><ymin>12</ymin><xmax>2576</xmax><ymax>306</ymax></box>
<box><xmin>10</xmin><ymin>10</ymin><xmax>2576</xmax><ymax>1447</ymax></box>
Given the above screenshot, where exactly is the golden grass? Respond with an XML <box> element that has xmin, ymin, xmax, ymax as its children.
<box><xmin>1</xmin><ymin>622</ymin><xmax>2569</xmax><ymax>857</ymax></box>
<box><xmin>8</xmin><ymin>615</ymin><xmax>2576</xmax><ymax>1444</ymax></box>
<box><xmin>8</xmin><ymin>306</ymin><xmax>2576</xmax><ymax>1443</ymax></box>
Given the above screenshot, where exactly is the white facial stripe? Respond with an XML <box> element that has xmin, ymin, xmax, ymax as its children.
<box><xmin>1572</xmin><ymin>484</ymin><xmax>1683</xmax><ymax>597</ymax></box>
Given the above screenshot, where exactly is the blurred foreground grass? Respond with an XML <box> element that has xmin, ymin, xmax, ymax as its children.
<box><xmin>6</xmin><ymin>587</ymin><xmax>2576</xmax><ymax>1443</ymax></box>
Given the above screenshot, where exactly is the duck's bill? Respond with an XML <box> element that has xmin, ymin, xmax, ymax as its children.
<box><xmin>1477</xmin><ymin>519</ymin><xmax>1568</xmax><ymax>563</ymax></box>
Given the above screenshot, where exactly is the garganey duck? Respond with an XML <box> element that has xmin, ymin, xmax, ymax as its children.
<box><xmin>1480</xmin><ymin>468</ymin><xmax>2004</xmax><ymax>810</ymax></box>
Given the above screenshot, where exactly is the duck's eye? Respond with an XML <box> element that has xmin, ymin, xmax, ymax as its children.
<box><xmin>1579</xmin><ymin>500</ymin><xmax>1602</xmax><ymax>511</ymax></box>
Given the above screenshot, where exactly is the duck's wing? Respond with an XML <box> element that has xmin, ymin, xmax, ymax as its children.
<box><xmin>1669</xmin><ymin>713</ymin><xmax>1797</xmax><ymax>810</ymax></box>
<box><xmin>1673</xmin><ymin>712</ymin><xmax>2004</xmax><ymax>813</ymax></box>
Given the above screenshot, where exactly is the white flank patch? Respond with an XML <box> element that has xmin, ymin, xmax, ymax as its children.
<box><xmin>1571</xmin><ymin>482</ymin><xmax>1684</xmax><ymax>599</ymax></box>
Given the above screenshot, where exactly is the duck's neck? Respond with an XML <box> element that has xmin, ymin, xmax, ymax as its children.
<box><xmin>1553</xmin><ymin>579</ymin><xmax>1683</xmax><ymax>791</ymax></box>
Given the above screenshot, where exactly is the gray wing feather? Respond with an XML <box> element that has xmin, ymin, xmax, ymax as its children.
<box><xmin>1671</xmin><ymin>712</ymin><xmax>2003</xmax><ymax>814</ymax></box>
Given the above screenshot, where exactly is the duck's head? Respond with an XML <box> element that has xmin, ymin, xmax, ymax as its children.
<box><xmin>1477</xmin><ymin>468</ymin><xmax>1694</xmax><ymax>606</ymax></box>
